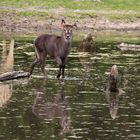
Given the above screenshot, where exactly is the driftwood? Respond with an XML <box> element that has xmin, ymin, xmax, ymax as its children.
<box><xmin>118</xmin><ymin>43</ymin><xmax>140</xmax><ymax>51</ymax></box>
<box><xmin>0</xmin><ymin>71</ymin><xmax>30</xmax><ymax>82</ymax></box>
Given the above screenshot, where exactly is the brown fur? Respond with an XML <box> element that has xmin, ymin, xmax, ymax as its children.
<box><xmin>30</xmin><ymin>20</ymin><xmax>76</xmax><ymax>78</ymax></box>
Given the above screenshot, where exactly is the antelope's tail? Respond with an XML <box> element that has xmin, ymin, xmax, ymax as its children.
<box><xmin>33</xmin><ymin>41</ymin><xmax>40</xmax><ymax>60</ymax></box>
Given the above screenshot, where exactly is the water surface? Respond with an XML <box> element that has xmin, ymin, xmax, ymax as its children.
<box><xmin>0</xmin><ymin>33</ymin><xmax>140</xmax><ymax>140</ymax></box>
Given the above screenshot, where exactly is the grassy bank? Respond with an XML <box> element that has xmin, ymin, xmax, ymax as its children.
<box><xmin>0</xmin><ymin>0</ymin><xmax>140</xmax><ymax>34</ymax></box>
<box><xmin>0</xmin><ymin>0</ymin><xmax>140</xmax><ymax>21</ymax></box>
<box><xmin>0</xmin><ymin>0</ymin><xmax>140</xmax><ymax>10</ymax></box>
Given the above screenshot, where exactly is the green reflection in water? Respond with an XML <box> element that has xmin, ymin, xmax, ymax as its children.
<box><xmin>0</xmin><ymin>33</ymin><xmax>140</xmax><ymax>140</ymax></box>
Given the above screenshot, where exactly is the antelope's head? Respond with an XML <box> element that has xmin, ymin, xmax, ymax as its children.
<box><xmin>61</xmin><ymin>19</ymin><xmax>77</xmax><ymax>43</ymax></box>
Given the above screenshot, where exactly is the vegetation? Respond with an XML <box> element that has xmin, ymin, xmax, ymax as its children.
<box><xmin>0</xmin><ymin>0</ymin><xmax>139</xmax><ymax>23</ymax></box>
<box><xmin>0</xmin><ymin>0</ymin><xmax>140</xmax><ymax>10</ymax></box>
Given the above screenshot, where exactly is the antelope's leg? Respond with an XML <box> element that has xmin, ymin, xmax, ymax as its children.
<box><xmin>56</xmin><ymin>57</ymin><xmax>63</xmax><ymax>78</ymax></box>
<box><xmin>30</xmin><ymin>58</ymin><xmax>40</xmax><ymax>75</ymax></box>
<box><xmin>57</xmin><ymin>65</ymin><xmax>63</xmax><ymax>78</ymax></box>
<box><xmin>40</xmin><ymin>53</ymin><xmax>47</xmax><ymax>75</ymax></box>
<box><xmin>61</xmin><ymin>57</ymin><xmax>67</xmax><ymax>78</ymax></box>
<box><xmin>61</xmin><ymin>65</ymin><xmax>65</xmax><ymax>78</ymax></box>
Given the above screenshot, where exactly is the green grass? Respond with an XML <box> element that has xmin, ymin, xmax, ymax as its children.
<box><xmin>108</xmin><ymin>13</ymin><xmax>140</xmax><ymax>21</ymax></box>
<box><xmin>65</xmin><ymin>11</ymin><xmax>140</xmax><ymax>21</ymax></box>
<box><xmin>0</xmin><ymin>0</ymin><xmax>140</xmax><ymax>21</ymax></box>
<box><xmin>0</xmin><ymin>0</ymin><xmax>140</xmax><ymax>11</ymax></box>
<box><xmin>17</xmin><ymin>11</ymin><xmax>49</xmax><ymax>17</ymax></box>
<box><xmin>94</xmin><ymin>31</ymin><xmax>140</xmax><ymax>44</ymax></box>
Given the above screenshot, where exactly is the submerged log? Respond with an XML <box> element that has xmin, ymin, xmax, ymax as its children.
<box><xmin>0</xmin><ymin>71</ymin><xmax>30</xmax><ymax>82</ymax></box>
<box><xmin>118</xmin><ymin>43</ymin><xmax>140</xmax><ymax>51</ymax></box>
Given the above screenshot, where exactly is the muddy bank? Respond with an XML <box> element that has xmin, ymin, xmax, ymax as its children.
<box><xmin>0</xmin><ymin>9</ymin><xmax>140</xmax><ymax>35</ymax></box>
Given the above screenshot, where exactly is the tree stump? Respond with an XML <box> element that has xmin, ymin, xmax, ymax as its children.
<box><xmin>79</xmin><ymin>33</ymin><xmax>96</xmax><ymax>52</ymax></box>
<box><xmin>105</xmin><ymin>65</ymin><xmax>119</xmax><ymax>92</ymax></box>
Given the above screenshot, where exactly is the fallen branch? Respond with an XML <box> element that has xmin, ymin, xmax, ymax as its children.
<box><xmin>118</xmin><ymin>43</ymin><xmax>140</xmax><ymax>51</ymax></box>
<box><xmin>0</xmin><ymin>71</ymin><xmax>30</xmax><ymax>82</ymax></box>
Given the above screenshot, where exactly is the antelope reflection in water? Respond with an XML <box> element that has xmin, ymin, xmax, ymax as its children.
<box><xmin>105</xmin><ymin>65</ymin><xmax>124</xmax><ymax>120</ymax></box>
<box><xmin>32</xmin><ymin>79</ymin><xmax>71</xmax><ymax>135</ymax></box>
<box><xmin>0</xmin><ymin>40</ymin><xmax>14</xmax><ymax>109</ymax></box>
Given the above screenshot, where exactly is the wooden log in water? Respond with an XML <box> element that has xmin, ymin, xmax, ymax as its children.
<box><xmin>118</xmin><ymin>43</ymin><xmax>140</xmax><ymax>51</ymax></box>
<box><xmin>105</xmin><ymin>65</ymin><xmax>119</xmax><ymax>92</ymax></box>
<box><xmin>0</xmin><ymin>71</ymin><xmax>30</xmax><ymax>82</ymax></box>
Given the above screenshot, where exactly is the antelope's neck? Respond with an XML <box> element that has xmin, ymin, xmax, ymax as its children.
<box><xmin>61</xmin><ymin>38</ymin><xmax>71</xmax><ymax>48</ymax></box>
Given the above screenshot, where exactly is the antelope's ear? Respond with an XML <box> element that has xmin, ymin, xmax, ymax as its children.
<box><xmin>61</xmin><ymin>19</ymin><xmax>66</xmax><ymax>27</ymax></box>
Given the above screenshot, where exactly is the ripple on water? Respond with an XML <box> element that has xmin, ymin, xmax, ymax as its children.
<box><xmin>0</xmin><ymin>37</ymin><xmax>140</xmax><ymax>140</ymax></box>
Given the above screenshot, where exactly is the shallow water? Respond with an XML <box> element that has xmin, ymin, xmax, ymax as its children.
<box><xmin>0</xmin><ymin>35</ymin><xmax>140</xmax><ymax>140</ymax></box>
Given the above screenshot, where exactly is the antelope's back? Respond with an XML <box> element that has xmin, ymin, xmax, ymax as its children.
<box><xmin>34</xmin><ymin>34</ymin><xmax>61</xmax><ymax>57</ymax></box>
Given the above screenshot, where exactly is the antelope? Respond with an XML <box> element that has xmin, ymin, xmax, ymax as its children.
<box><xmin>30</xmin><ymin>19</ymin><xmax>76</xmax><ymax>78</ymax></box>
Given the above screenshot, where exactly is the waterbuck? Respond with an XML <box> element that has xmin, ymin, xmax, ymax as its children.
<box><xmin>30</xmin><ymin>19</ymin><xmax>76</xmax><ymax>78</ymax></box>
